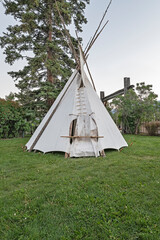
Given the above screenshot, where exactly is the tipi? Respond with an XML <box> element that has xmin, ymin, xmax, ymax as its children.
<box><xmin>26</xmin><ymin>1</ymin><xmax>128</xmax><ymax>157</ymax></box>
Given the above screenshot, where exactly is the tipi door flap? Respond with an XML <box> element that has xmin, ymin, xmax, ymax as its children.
<box><xmin>69</xmin><ymin>115</ymin><xmax>99</xmax><ymax>157</ymax></box>
<box><xmin>90</xmin><ymin>117</ymin><xmax>100</xmax><ymax>157</ymax></box>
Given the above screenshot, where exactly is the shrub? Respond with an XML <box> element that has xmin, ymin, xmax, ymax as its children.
<box><xmin>0</xmin><ymin>98</ymin><xmax>29</xmax><ymax>138</ymax></box>
<box><xmin>145</xmin><ymin>121</ymin><xmax>160</xmax><ymax>136</ymax></box>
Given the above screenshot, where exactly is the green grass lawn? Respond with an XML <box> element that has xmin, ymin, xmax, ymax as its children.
<box><xmin>0</xmin><ymin>135</ymin><xmax>160</xmax><ymax>240</ymax></box>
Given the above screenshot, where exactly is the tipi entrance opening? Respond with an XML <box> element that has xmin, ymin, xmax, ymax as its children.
<box><xmin>69</xmin><ymin>119</ymin><xmax>77</xmax><ymax>144</ymax></box>
<box><xmin>69</xmin><ymin>114</ymin><xmax>100</xmax><ymax>157</ymax></box>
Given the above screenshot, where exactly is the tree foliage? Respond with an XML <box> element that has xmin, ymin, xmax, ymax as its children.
<box><xmin>0</xmin><ymin>0</ymin><xmax>90</xmax><ymax>119</ymax></box>
<box><xmin>112</xmin><ymin>82</ymin><xmax>158</xmax><ymax>134</ymax></box>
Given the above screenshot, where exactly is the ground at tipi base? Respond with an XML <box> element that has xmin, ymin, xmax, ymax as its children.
<box><xmin>0</xmin><ymin>134</ymin><xmax>160</xmax><ymax>239</ymax></box>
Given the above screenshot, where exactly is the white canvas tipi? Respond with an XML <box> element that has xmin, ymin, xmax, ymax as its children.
<box><xmin>26</xmin><ymin>49</ymin><xmax>128</xmax><ymax>157</ymax></box>
<box><xmin>26</xmin><ymin>1</ymin><xmax>128</xmax><ymax>157</ymax></box>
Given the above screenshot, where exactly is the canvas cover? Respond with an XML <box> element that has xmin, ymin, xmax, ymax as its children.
<box><xmin>26</xmin><ymin>51</ymin><xmax>128</xmax><ymax>157</ymax></box>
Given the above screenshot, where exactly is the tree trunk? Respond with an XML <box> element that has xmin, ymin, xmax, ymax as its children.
<box><xmin>47</xmin><ymin>1</ymin><xmax>54</xmax><ymax>107</ymax></box>
<box><xmin>47</xmin><ymin>2</ymin><xmax>54</xmax><ymax>84</ymax></box>
<box><xmin>135</xmin><ymin>120</ymin><xmax>140</xmax><ymax>135</ymax></box>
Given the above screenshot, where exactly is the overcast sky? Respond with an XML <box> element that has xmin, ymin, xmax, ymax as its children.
<box><xmin>0</xmin><ymin>0</ymin><xmax>160</xmax><ymax>99</ymax></box>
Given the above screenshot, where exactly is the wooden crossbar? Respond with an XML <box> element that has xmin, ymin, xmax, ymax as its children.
<box><xmin>61</xmin><ymin>136</ymin><xmax>104</xmax><ymax>138</ymax></box>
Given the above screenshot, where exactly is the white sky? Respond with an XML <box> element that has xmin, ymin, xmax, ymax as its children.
<box><xmin>0</xmin><ymin>0</ymin><xmax>160</xmax><ymax>99</ymax></box>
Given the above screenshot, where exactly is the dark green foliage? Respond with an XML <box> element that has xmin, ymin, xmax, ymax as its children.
<box><xmin>154</xmin><ymin>101</ymin><xmax>160</xmax><ymax>121</ymax></box>
<box><xmin>0</xmin><ymin>135</ymin><xmax>160</xmax><ymax>239</ymax></box>
<box><xmin>0</xmin><ymin>98</ymin><xmax>29</xmax><ymax>138</ymax></box>
<box><xmin>112</xmin><ymin>82</ymin><xmax>158</xmax><ymax>134</ymax></box>
<box><xmin>5</xmin><ymin>92</ymin><xmax>15</xmax><ymax>101</ymax></box>
<box><xmin>0</xmin><ymin>0</ymin><xmax>89</xmax><ymax>118</ymax></box>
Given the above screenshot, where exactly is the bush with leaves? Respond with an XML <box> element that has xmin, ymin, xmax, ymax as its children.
<box><xmin>0</xmin><ymin>99</ymin><xmax>30</xmax><ymax>138</ymax></box>
<box><xmin>145</xmin><ymin>121</ymin><xmax>160</xmax><ymax>136</ymax></box>
<box><xmin>111</xmin><ymin>82</ymin><xmax>158</xmax><ymax>134</ymax></box>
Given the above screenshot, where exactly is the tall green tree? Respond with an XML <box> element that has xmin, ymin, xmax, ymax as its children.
<box><xmin>112</xmin><ymin>82</ymin><xmax>158</xmax><ymax>134</ymax></box>
<box><xmin>0</xmin><ymin>0</ymin><xmax>89</xmax><ymax>118</ymax></box>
